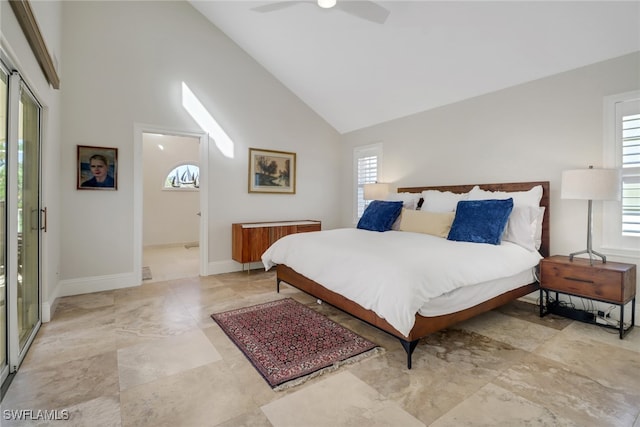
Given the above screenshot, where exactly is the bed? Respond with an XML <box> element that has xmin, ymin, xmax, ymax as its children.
<box><xmin>263</xmin><ymin>181</ymin><xmax>550</xmax><ymax>368</ymax></box>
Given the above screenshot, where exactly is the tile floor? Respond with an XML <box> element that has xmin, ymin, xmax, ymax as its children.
<box><xmin>1</xmin><ymin>268</ymin><xmax>640</xmax><ymax>426</ymax></box>
<box><xmin>142</xmin><ymin>244</ymin><xmax>200</xmax><ymax>283</ymax></box>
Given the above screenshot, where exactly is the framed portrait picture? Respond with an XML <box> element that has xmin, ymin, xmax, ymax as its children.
<box><xmin>77</xmin><ymin>145</ymin><xmax>118</xmax><ymax>190</ymax></box>
<box><xmin>248</xmin><ymin>148</ymin><xmax>296</xmax><ymax>194</ymax></box>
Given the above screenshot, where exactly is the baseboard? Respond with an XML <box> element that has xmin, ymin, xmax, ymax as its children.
<box><xmin>143</xmin><ymin>242</ymin><xmax>198</xmax><ymax>249</ymax></box>
<box><xmin>207</xmin><ymin>259</ymin><xmax>265</xmax><ymax>275</ymax></box>
<box><xmin>41</xmin><ymin>280</ymin><xmax>62</xmax><ymax>323</ymax></box>
<box><xmin>57</xmin><ymin>260</ymin><xmax>266</xmax><ymax>297</ymax></box>
<box><xmin>57</xmin><ymin>272</ymin><xmax>140</xmax><ymax>298</ymax></box>
<box><xmin>42</xmin><ymin>301</ymin><xmax>52</xmax><ymax>323</ymax></box>
<box><xmin>41</xmin><ymin>272</ymin><xmax>139</xmax><ymax>323</ymax></box>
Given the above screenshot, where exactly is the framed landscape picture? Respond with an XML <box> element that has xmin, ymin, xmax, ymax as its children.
<box><xmin>248</xmin><ymin>148</ymin><xmax>296</xmax><ymax>194</ymax></box>
<box><xmin>77</xmin><ymin>145</ymin><xmax>118</xmax><ymax>190</ymax></box>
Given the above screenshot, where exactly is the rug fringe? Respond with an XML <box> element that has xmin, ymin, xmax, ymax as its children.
<box><xmin>273</xmin><ymin>346</ymin><xmax>385</xmax><ymax>392</ymax></box>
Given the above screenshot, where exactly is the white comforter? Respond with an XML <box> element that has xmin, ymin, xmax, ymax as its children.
<box><xmin>262</xmin><ymin>228</ymin><xmax>541</xmax><ymax>337</ymax></box>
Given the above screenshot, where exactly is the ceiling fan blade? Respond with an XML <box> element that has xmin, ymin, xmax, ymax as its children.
<box><xmin>251</xmin><ymin>1</ymin><xmax>309</xmax><ymax>13</ymax></box>
<box><xmin>337</xmin><ymin>1</ymin><xmax>390</xmax><ymax>24</ymax></box>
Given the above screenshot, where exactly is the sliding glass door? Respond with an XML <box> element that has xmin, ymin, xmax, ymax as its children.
<box><xmin>0</xmin><ymin>64</ymin><xmax>8</xmax><ymax>384</ymax></box>
<box><xmin>0</xmin><ymin>62</ymin><xmax>41</xmax><ymax>383</ymax></box>
<box><xmin>16</xmin><ymin>80</ymin><xmax>40</xmax><ymax>353</ymax></box>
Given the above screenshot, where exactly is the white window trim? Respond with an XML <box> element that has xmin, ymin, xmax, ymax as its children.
<box><xmin>602</xmin><ymin>90</ymin><xmax>640</xmax><ymax>258</ymax></box>
<box><xmin>353</xmin><ymin>143</ymin><xmax>382</xmax><ymax>224</ymax></box>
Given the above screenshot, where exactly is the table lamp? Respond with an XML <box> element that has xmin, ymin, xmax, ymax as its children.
<box><xmin>561</xmin><ymin>166</ymin><xmax>621</xmax><ymax>265</ymax></box>
<box><xmin>363</xmin><ymin>182</ymin><xmax>390</xmax><ymax>200</ymax></box>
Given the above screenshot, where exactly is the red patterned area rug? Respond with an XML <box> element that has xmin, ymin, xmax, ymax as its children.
<box><xmin>211</xmin><ymin>298</ymin><xmax>382</xmax><ymax>390</ymax></box>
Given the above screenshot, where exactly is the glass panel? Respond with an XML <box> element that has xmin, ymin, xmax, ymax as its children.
<box><xmin>17</xmin><ymin>85</ymin><xmax>39</xmax><ymax>350</ymax></box>
<box><xmin>0</xmin><ymin>70</ymin><xmax>7</xmax><ymax>370</ymax></box>
<box><xmin>164</xmin><ymin>164</ymin><xmax>200</xmax><ymax>189</ymax></box>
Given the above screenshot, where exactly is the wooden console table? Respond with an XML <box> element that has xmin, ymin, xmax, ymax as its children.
<box><xmin>232</xmin><ymin>220</ymin><xmax>321</xmax><ymax>271</ymax></box>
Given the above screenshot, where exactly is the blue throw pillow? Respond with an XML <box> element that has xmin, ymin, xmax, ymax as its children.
<box><xmin>447</xmin><ymin>198</ymin><xmax>514</xmax><ymax>245</ymax></box>
<box><xmin>357</xmin><ymin>200</ymin><xmax>403</xmax><ymax>232</ymax></box>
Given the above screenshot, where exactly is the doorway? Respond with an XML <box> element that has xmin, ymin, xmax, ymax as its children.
<box><xmin>133</xmin><ymin>123</ymin><xmax>210</xmax><ymax>283</ymax></box>
<box><xmin>142</xmin><ymin>132</ymin><xmax>200</xmax><ymax>282</ymax></box>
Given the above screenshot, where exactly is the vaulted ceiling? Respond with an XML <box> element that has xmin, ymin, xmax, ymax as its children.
<box><xmin>190</xmin><ymin>1</ymin><xmax>640</xmax><ymax>134</ymax></box>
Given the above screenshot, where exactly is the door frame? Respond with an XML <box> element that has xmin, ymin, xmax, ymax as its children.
<box><xmin>133</xmin><ymin>124</ymin><xmax>209</xmax><ymax>281</ymax></box>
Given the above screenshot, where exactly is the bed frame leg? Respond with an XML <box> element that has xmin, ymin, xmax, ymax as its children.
<box><xmin>400</xmin><ymin>339</ymin><xmax>419</xmax><ymax>369</ymax></box>
<box><xmin>276</xmin><ymin>277</ymin><xmax>281</xmax><ymax>293</ymax></box>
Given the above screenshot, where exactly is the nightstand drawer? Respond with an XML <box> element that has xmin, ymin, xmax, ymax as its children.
<box><xmin>540</xmin><ymin>256</ymin><xmax>636</xmax><ymax>304</ymax></box>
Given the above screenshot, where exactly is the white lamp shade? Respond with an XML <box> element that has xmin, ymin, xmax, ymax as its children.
<box><xmin>317</xmin><ymin>0</ymin><xmax>336</xmax><ymax>8</ymax></box>
<box><xmin>363</xmin><ymin>183</ymin><xmax>390</xmax><ymax>200</ymax></box>
<box><xmin>561</xmin><ymin>168</ymin><xmax>621</xmax><ymax>201</ymax></box>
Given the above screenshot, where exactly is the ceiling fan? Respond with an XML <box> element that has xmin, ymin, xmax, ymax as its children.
<box><xmin>251</xmin><ymin>1</ymin><xmax>390</xmax><ymax>25</ymax></box>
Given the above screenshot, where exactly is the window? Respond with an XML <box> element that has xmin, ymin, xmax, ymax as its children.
<box><xmin>353</xmin><ymin>143</ymin><xmax>382</xmax><ymax>221</ymax></box>
<box><xmin>622</xmin><ymin>111</ymin><xmax>640</xmax><ymax>236</ymax></box>
<box><xmin>164</xmin><ymin>163</ymin><xmax>199</xmax><ymax>190</ymax></box>
<box><xmin>603</xmin><ymin>91</ymin><xmax>640</xmax><ymax>253</ymax></box>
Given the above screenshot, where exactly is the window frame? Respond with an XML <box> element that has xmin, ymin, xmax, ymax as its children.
<box><xmin>352</xmin><ymin>143</ymin><xmax>382</xmax><ymax>224</ymax></box>
<box><xmin>602</xmin><ymin>90</ymin><xmax>640</xmax><ymax>256</ymax></box>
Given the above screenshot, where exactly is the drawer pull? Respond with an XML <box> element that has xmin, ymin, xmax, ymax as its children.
<box><xmin>564</xmin><ymin>276</ymin><xmax>594</xmax><ymax>284</ymax></box>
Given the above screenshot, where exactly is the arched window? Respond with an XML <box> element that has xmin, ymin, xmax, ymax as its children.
<box><xmin>164</xmin><ymin>164</ymin><xmax>199</xmax><ymax>190</ymax></box>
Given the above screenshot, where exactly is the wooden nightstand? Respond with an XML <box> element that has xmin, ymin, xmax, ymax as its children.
<box><xmin>539</xmin><ymin>255</ymin><xmax>636</xmax><ymax>338</ymax></box>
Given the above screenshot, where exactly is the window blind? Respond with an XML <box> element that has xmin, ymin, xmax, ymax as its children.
<box><xmin>357</xmin><ymin>155</ymin><xmax>378</xmax><ymax>217</ymax></box>
<box><xmin>622</xmin><ymin>113</ymin><xmax>640</xmax><ymax>236</ymax></box>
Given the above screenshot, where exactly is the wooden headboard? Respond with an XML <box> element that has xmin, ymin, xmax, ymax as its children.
<box><xmin>397</xmin><ymin>181</ymin><xmax>550</xmax><ymax>258</ymax></box>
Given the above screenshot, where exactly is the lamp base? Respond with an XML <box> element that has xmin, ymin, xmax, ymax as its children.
<box><xmin>568</xmin><ymin>198</ymin><xmax>608</xmax><ymax>267</ymax></box>
<box><xmin>569</xmin><ymin>249</ymin><xmax>607</xmax><ymax>266</ymax></box>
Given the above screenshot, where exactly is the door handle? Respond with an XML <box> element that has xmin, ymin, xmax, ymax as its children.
<box><xmin>41</xmin><ymin>207</ymin><xmax>47</xmax><ymax>232</ymax></box>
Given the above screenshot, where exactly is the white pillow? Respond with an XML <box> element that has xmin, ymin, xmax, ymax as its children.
<box><xmin>387</xmin><ymin>193</ymin><xmax>422</xmax><ymax>230</ymax></box>
<box><xmin>533</xmin><ymin>206</ymin><xmax>545</xmax><ymax>250</ymax></box>
<box><xmin>502</xmin><ymin>206</ymin><xmax>545</xmax><ymax>251</ymax></box>
<box><xmin>386</xmin><ymin>192</ymin><xmax>421</xmax><ymax>210</ymax></box>
<box><xmin>421</xmin><ymin>190</ymin><xmax>468</xmax><ymax>212</ymax></box>
<box><xmin>469</xmin><ymin>185</ymin><xmax>544</xmax><ymax>251</ymax></box>
<box><xmin>468</xmin><ymin>185</ymin><xmax>543</xmax><ymax>208</ymax></box>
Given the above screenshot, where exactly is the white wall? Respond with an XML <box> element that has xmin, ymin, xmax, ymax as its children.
<box><xmin>59</xmin><ymin>1</ymin><xmax>341</xmax><ymax>292</ymax></box>
<box><xmin>1</xmin><ymin>1</ymin><xmax>63</xmax><ymax>321</ymax></box>
<box><xmin>8</xmin><ymin>0</ymin><xmax>636</xmax><ymax>322</ymax></box>
<box><xmin>143</xmin><ymin>133</ymin><xmax>199</xmax><ymax>247</ymax></box>
<box><xmin>340</xmin><ymin>52</ymin><xmax>640</xmax><ymax>320</ymax></box>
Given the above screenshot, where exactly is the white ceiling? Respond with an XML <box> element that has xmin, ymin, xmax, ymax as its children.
<box><xmin>190</xmin><ymin>1</ymin><xmax>640</xmax><ymax>134</ymax></box>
